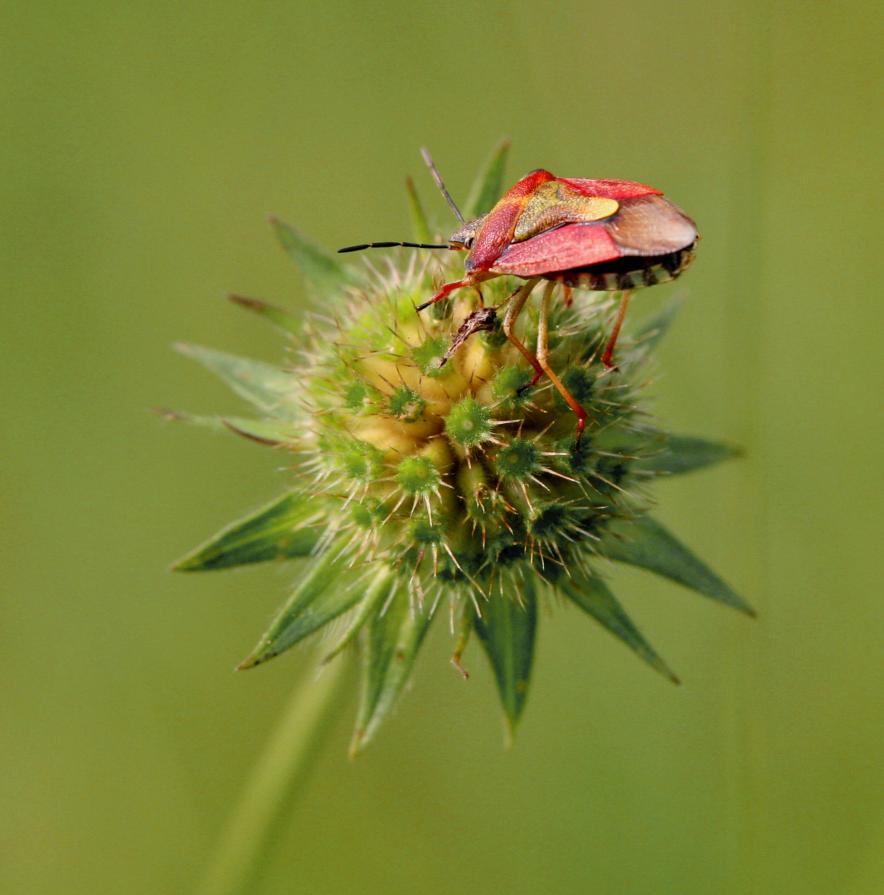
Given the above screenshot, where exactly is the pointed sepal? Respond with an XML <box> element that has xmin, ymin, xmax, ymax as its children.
<box><xmin>270</xmin><ymin>217</ymin><xmax>354</xmax><ymax>292</ymax></box>
<box><xmin>559</xmin><ymin>572</ymin><xmax>679</xmax><ymax>683</ymax></box>
<box><xmin>464</xmin><ymin>138</ymin><xmax>511</xmax><ymax>220</ymax></box>
<box><xmin>635</xmin><ymin>434</ymin><xmax>743</xmax><ymax>476</ymax></box>
<box><xmin>601</xmin><ymin>516</ymin><xmax>754</xmax><ymax>615</ymax></box>
<box><xmin>238</xmin><ymin>539</ymin><xmax>362</xmax><ymax>669</ymax></box>
<box><xmin>227</xmin><ymin>293</ymin><xmax>302</xmax><ymax>335</ymax></box>
<box><xmin>155</xmin><ymin>408</ymin><xmax>297</xmax><ymax>446</ymax></box>
<box><xmin>173</xmin><ymin>342</ymin><xmax>294</xmax><ymax>413</ymax></box>
<box><xmin>321</xmin><ymin>568</ymin><xmax>395</xmax><ymax>664</ymax></box>
<box><xmin>474</xmin><ymin>578</ymin><xmax>538</xmax><ymax>742</ymax></box>
<box><xmin>171</xmin><ymin>491</ymin><xmax>323</xmax><ymax>572</ymax></box>
<box><xmin>350</xmin><ymin>585</ymin><xmax>435</xmax><ymax>755</ymax></box>
<box><xmin>221</xmin><ymin>418</ymin><xmax>297</xmax><ymax>447</ymax></box>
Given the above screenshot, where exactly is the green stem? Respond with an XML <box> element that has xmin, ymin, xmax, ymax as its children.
<box><xmin>197</xmin><ymin>654</ymin><xmax>350</xmax><ymax>895</ymax></box>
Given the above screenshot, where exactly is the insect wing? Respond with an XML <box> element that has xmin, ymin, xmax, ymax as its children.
<box><xmin>559</xmin><ymin>178</ymin><xmax>661</xmax><ymax>200</ymax></box>
<box><xmin>606</xmin><ymin>195</ymin><xmax>698</xmax><ymax>256</ymax></box>
<box><xmin>513</xmin><ymin>182</ymin><xmax>620</xmax><ymax>242</ymax></box>
<box><xmin>490</xmin><ymin>223</ymin><xmax>621</xmax><ymax>277</ymax></box>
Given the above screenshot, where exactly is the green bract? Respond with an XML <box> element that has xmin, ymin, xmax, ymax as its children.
<box><xmin>168</xmin><ymin>141</ymin><xmax>751</xmax><ymax>754</ymax></box>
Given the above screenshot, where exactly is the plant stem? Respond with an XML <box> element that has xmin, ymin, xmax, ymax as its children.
<box><xmin>197</xmin><ymin>654</ymin><xmax>350</xmax><ymax>895</ymax></box>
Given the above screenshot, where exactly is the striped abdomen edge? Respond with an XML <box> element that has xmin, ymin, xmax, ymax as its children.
<box><xmin>557</xmin><ymin>243</ymin><xmax>697</xmax><ymax>292</ymax></box>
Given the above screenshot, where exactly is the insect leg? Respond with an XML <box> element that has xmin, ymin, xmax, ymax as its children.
<box><xmin>537</xmin><ymin>281</ymin><xmax>588</xmax><ymax>442</ymax></box>
<box><xmin>601</xmin><ymin>291</ymin><xmax>632</xmax><ymax>369</ymax></box>
<box><xmin>415</xmin><ymin>278</ymin><xmax>471</xmax><ymax>312</ymax></box>
<box><xmin>562</xmin><ymin>284</ymin><xmax>574</xmax><ymax>308</ymax></box>
<box><xmin>501</xmin><ymin>278</ymin><xmax>543</xmax><ymax>385</ymax></box>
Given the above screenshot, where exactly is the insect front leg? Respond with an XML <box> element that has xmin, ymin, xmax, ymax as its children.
<box><xmin>501</xmin><ymin>278</ymin><xmax>544</xmax><ymax>387</ymax></box>
<box><xmin>536</xmin><ymin>281</ymin><xmax>588</xmax><ymax>442</ymax></box>
<box><xmin>415</xmin><ymin>278</ymin><xmax>472</xmax><ymax>312</ymax></box>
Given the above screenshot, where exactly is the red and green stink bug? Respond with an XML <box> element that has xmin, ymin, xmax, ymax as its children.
<box><xmin>339</xmin><ymin>150</ymin><xmax>698</xmax><ymax>440</ymax></box>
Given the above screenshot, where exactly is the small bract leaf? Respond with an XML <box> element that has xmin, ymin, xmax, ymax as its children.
<box><xmin>350</xmin><ymin>586</ymin><xmax>435</xmax><ymax>755</ymax></box>
<box><xmin>601</xmin><ymin>516</ymin><xmax>754</xmax><ymax>615</ymax></box>
<box><xmin>171</xmin><ymin>491</ymin><xmax>323</xmax><ymax>572</ymax></box>
<box><xmin>227</xmin><ymin>293</ymin><xmax>302</xmax><ymax>335</ymax></box>
<box><xmin>173</xmin><ymin>343</ymin><xmax>294</xmax><ymax>413</ymax></box>
<box><xmin>464</xmin><ymin>138</ymin><xmax>511</xmax><ymax>219</ymax></box>
<box><xmin>559</xmin><ymin>573</ymin><xmax>679</xmax><ymax>683</ymax></box>
<box><xmin>321</xmin><ymin>568</ymin><xmax>395</xmax><ymax>664</ymax></box>
<box><xmin>474</xmin><ymin>578</ymin><xmax>538</xmax><ymax>741</ymax></box>
<box><xmin>405</xmin><ymin>176</ymin><xmax>432</xmax><ymax>244</ymax></box>
<box><xmin>155</xmin><ymin>408</ymin><xmax>296</xmax><ymax>446</ymax></box>
<box><xmin>239</xmin><ymin>538</ymin><xmax>362</xmax><ymax>669</ymax></box>
<box><xmin>269</xmin><ymin>217</ymin><xmax>354</xmax><ymax>292</ymax></box>
<box><xmin>221</xmin><ymin>418</ymin><xmax>297</xmax><ymax>447</ymax></box>
<box><xmin>635</xmin><ymin>434</ymin><xmax>743</xmax><ymax>476</ymax></box>
<box><xmin>154</xmin><ymin>407</ymin><xmax>228</xmax><ymax>431</ymax></box>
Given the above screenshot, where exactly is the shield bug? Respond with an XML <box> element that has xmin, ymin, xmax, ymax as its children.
<box><xmin>339</xmin><ymin>149</ymin><xmax>698</xmax><ymax>440</ymax></box>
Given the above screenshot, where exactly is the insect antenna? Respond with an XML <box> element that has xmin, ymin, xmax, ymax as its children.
<box><xmin>337</xmin><ymin>241</ymin><xmax>453</xmax><ymax>254</ymax></box>
<box><xmin>420</xmin><ymin>147</ymin><xmax>465</xmax><ymax>224</ymax></box>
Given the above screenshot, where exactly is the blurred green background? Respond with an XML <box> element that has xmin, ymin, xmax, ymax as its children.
<box><xmin>2</xmin><ymin>2</ymin><xmax>881</xmax><ymax>893</ymax></box>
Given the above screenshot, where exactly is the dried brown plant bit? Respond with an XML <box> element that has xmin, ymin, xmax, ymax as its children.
<box><xmin>438</xmin><ymin>306</ymin><xmax>497</xmax><ymax>368</ymax></box>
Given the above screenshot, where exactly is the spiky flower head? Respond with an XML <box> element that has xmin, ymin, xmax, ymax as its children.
<box><xmin>167</xmin><ymin>142</ymin><xmax>752</xmax><ymax>754</ymax></box>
